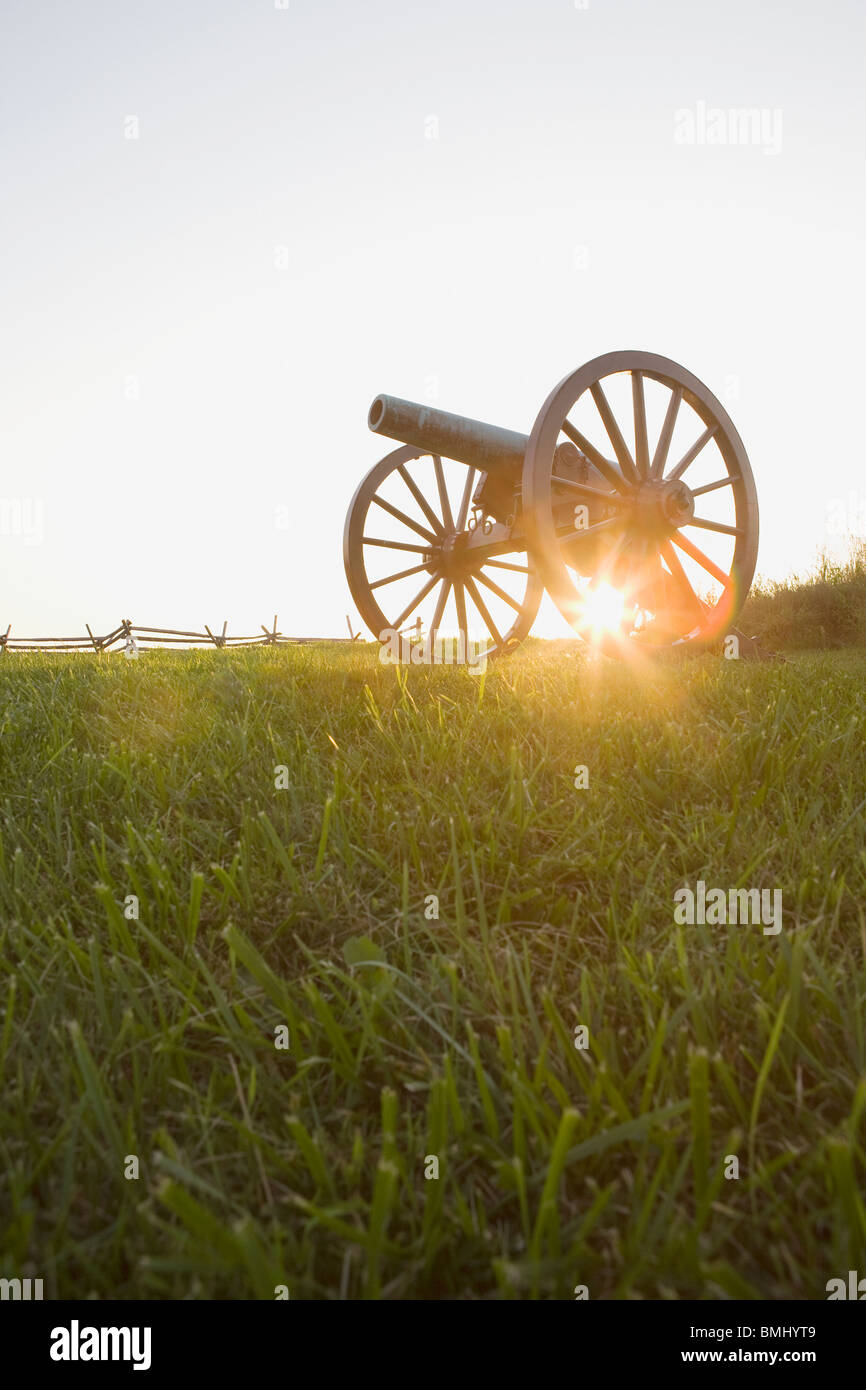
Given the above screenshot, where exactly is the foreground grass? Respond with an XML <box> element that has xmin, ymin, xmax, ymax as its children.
<box><xmin>0</xmin><ymin>643</ymin><xmax>864</xmax><ymax>1300</ymax></box>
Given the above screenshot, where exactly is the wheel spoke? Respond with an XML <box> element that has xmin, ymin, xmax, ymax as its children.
<box><xmin>454</xmin><ymin>581</ymin><xmax>469</xmax><ymax>649</ymax></box>
<box><xmin>371</xmin><ymin>495</ymin><xmax>436</xmax><ymax>543</ymax></box>
<box><xmin>691</xmin><ymin>476</ymin><xmax>734</xmax><ymax>498</ymax></box>
<box><xmin>590</xmin><ymin>380</ymin><xmax>639</xmax><ymax>484</ymax></box>
<box><xmin>551</xmin><ymin>475</ymin><xmax>625</xmax><ymax>507</ymax></box>
<box><xmin>397</xmin><ymin>463</ymin><xmax>444</xmax><ymax>536</ymax></box>
<box><xmin>433</xmin><ymin>456</ymin><xmax>455</xmax><ymax>533</ymax></box>
<box><xmin>370</xmin><ymin>562</ymin><xmax>431</xmax><ymax>590</ymax></box>
<box><xmin>626</xmin><ymin>536</ymin><xmax>669</xmax><ymax>613</ymax></box>
<box><xmin>392</xmin><ymin>574</ymin><xmax>440</xmax><ymax>630</ymax></box>
<box><xmin>464</xmin><ymin>576</ymin><xmax>502</xmax><ymax>647</ymax></box>
<box><xmin>560</xmin><ymin>515</ymin><xmax>622</xmax><ymax>543</ymax></box>
<box><xmin>666</xmin><ymin>424</ymin><xmax>718</xmax><ymax>482</ymax></box>
<box><xmin>428</xmin><ymin>577</ymin><xmax>451</xmax><ymax>639</ymax></box>
<box><xmin>561</xmin><ymin>419</ymin><xmax>630</xmax><ymax>495</ymax></box>
<box><xmin>660</xmin><ymin>540</ymin><xmax>706</xmax><ymax>616</ymax></box>
<box><xmin>474</xmin><ymin>569</ymin><xmax>523</xmax><ymax>612</ymax></box>
<box><xmin>596</xmin><ymin>528</ymin><xmax>630</xmax><ymax>585</ymax></box>
<box><xmin>670</xmin><ymin>530</ymin><xmax>730</xmax><ymax>587</ymax></box>
<box><xmin>632</xmin><ymin>371</ymin><xmax>650</xmax><ymax>479</ymax></box>
<box><xmin>456</xmin><ymin>467</ymin><xmax>476</xmax><ymax>532</ymax></box>
<box><xmin>650</xmin><ymin>385</ymin><xmax>682</xmax><ymax>479</ymax></box>
<box><xmin>634</xmin><ymin>534</ymin><xmax>663</xmax><ymax>603</ymax></box>
<box><xmin>482</xmin><ymin>558</ymin><xmax>530</xmax><ymax>574</ymax></box>
<box><xmin>363</xmin><ymin>536</ymin><xmax>430</xmax><ymax>554</ymax></box>
<box><xmin>688</xmin><ymin>516</ymin><xmax>743</xmax><ymax>537</ymax></box>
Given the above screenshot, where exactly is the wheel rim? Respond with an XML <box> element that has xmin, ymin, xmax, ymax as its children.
<box><xmin>344</xmin><ymin>445</ymin><xmax>543</xmax><ymax>662</ymax></box>
<box><xmin>522</xmin><ymin>351</ymin><xmax>759</xmax><ymax>652</ymax></box>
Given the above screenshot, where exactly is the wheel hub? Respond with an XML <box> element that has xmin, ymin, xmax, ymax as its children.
<box><xmin>631</xmin><ymin>478</ymin><xmax>695</xmax><ymax>534</ymax></box>
<box><xmin>427</xmin><ymin>531</ymin><xmax>467</xmax><ymax>580</ymax></box>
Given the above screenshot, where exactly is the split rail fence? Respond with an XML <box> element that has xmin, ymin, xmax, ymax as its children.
<box><xmin>0</xmin><ymin>616</ymin><xmax>364</xmax><ymax>654</ymax></box>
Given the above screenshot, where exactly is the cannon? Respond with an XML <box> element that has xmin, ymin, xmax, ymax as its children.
<box><xmin>343</xmin><ymin>351</ymin><xmax>759</xmax><ymax>660</ymax></box>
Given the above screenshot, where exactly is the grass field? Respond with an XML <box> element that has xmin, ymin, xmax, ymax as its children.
<box><xmin>1</xmin><ymin>642</ymin><xmax>864</xmax><ymax>1300</ymax></box>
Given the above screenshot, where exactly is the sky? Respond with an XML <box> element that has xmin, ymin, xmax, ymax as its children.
<box><xmin>1</xmin><ymin>0</ymin><xmax>864</xmax><ymax>641</ymax></box>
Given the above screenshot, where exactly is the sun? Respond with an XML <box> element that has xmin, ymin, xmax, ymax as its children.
<box><xmin>580</xmin><ymin>581</ymin><xmax>626</xmax><ymax>637</ymax></box>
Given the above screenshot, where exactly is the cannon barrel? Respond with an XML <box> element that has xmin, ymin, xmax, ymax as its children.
<box><xmin>368</xmin><ymin>395</ymin><xmax>528</xmax><ymax>477</ymax></box>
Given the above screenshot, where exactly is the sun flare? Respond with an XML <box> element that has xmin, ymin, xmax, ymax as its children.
<box><xmin>580</xmin><ymin>581</ymin><xmax>626</xmax><ymax>637</ymax></box>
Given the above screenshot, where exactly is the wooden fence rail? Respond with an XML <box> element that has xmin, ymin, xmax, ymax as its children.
<box><xmin>0</xmin><ymin>616</ymin><xmax>364</xmax><ymax>654</ymax></box>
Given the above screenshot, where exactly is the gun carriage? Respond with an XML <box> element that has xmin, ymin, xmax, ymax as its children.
<box><xmin>344</xmin><ymin>351</ymin><xmax>758</xmax><ymax>660</ymax></box>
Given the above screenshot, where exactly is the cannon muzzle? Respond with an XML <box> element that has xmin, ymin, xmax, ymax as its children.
<box><xmin>368</xmin><ymin>395</ymin><xmax>528</xmax><ymax>477</ymax></box>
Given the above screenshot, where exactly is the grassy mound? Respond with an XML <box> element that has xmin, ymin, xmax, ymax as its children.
<box><xmin>740</xmin><ymin>543</ymin><xmax>866</xmax><ymax>649</ymax></box>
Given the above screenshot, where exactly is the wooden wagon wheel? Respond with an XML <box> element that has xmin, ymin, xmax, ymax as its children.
<box><xmin>522</xmin><ymin>351</ymin><xmax>759</xmax><ymax>654</ymax></box>
<box><xmin>343</xmin><ymin>444</ymin><xmax>543</xmax><ymax>662</ymax></box>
